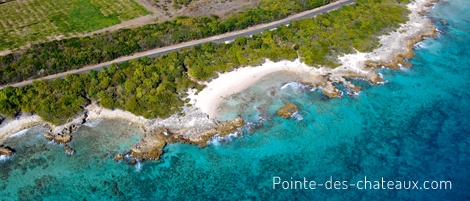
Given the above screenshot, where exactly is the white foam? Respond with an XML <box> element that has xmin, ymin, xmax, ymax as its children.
<box><xmin>0</xmin><ymin>155</ymin><xmax>12</xmax><ymax>162</ymax></box>
<box><xmin>207</xmin><ymin>135</ymin><xmax>222</xmax><ymax>146</ymax></box>
<box><xmin>311</xmin><ymin>86</ymin><xmax>322</xmax><ymax>92</ymax></box>
<box><xmin>47</xmin><ymin>140</ymin><xmax>61</xmax><ymax>146</ymax></box>
<box><xmin>83</xmin><ymin>119</ymin><xmax>103</xmax><ymax>127</ymax></box>
<box><xmin>135</xmin><ymin>161</ymin><xmax>143</xmax><ymax>172</ymax></box>
<box><xmin>9</xmin><ymin>128</ymin><xmax>29</xmax><ymax>138</ymax></box>
<box><xmin>224</xmin><ymin>133</ymin><xmax>239</xmax><ymax>142</ymax></box>
<box><xmin>414</xmin><ymin>41</ymin><xmax>428</xmax><ymax>49</ymax></box>
<box><xmin>291</xmin><ymin>112</ymin><xmax>304</xmax><ymax>121</ymax></box>
<box><xmin>281</xmin><ymin>82</ymin><xmax>308</xmax><ymax>90</ymax></box>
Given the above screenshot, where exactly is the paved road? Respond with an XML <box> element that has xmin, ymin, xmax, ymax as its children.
<box><xmin>1</xmin><ymin>0</ymin><xmax>354</xmax><ymax>89</ymax></box>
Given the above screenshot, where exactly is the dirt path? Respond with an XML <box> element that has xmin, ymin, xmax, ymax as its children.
<box><xmin>1</xmin><ymin>0</ymin><xmax>354</xmax><ymax>89</ymax></box>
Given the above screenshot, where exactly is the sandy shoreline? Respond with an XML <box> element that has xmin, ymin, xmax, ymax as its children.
<box><xmin>0</xmin><ymin>102</ymin><xmax>219</xmax><ymax>142</ymax></box>
<box><xmin>0</xmin><ymin>115</ymin><xmax>48</xmax><ymax>142</ymax></box>
<box><xmin>189</xmin><ymin>0</ymin><xmax>438</xmax><ymax>119</ymax></box>
<box><xmin>188</xmin><ymin>59</ymin><xmax>327</xmax><ymax>119</ymax></box>
<box><xmin>85</xmin><ymin>104</ymin><xmax>148</xmax><ymax>127</ymax></box>
<box><xmin>0</xmin><ymin>0</ymin><xmax>439</xmax><ymax>143</ymax></box>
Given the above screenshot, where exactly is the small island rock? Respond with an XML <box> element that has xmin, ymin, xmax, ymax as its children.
<box><xmin>114</xmin><ymin>154</ymin><xmax>124</xmax><ymax>162</ymax></box>
<box><xmin>277</xmin><ymin>103</ymin><xmax>299</xmax><ymax>118</ymax></box>
<box><xmin>440</xmin><ymin>19</ymin><xmax>447</xmax><ymax>25</ymax></box>
<box><xmin>63</xmin><ymin>144</ymin><xmax>75</xmax><ymax>155</ymax></box>
<box><xmin>0</xmin><ymin>145</ymin><xmax>15</xmax><ymax>157</ymax></box>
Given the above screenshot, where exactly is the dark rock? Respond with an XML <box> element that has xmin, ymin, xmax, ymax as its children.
<box><xmin>0</xmin><ymin>145</ymin><xmax>14</xmax><ymax>157</ymax></box>
<box><xmin>63</xmin><ymin>144</ymin><xmax>75</xmax><ymax>155</ymax></box>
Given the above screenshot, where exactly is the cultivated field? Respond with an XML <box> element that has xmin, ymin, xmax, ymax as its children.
<box><xmin>147</xmin><ymin>0</ymin><xmax>259</xmax><ymax>19</ymax></box>
<box><xmin>0</xmin><ymin>0</ymin><xmax>150</xmax><ymax>51</ymax></box>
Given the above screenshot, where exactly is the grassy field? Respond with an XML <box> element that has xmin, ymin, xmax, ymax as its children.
<box><xmin>0</xmin><ymin>0</ymin><xmax>151</xmax><ymax>51</ymax></box>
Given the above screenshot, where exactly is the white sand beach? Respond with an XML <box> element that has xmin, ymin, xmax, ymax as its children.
<box><xmin>0</xmin><ymin>0</ymin><xmax>439</xmax><ymax>142</ymax></box>
<box><xmin>189</xmin><ymin>0</ymin><xmax>438</xmax><ymax>119</ymax></box>
<box><xmin>188</xmin><ymin>59</ymin><xmax>327</xmax><ymax>118</ymax></box>
<box><xmin>0</xmin><ymin>115</ymin><xmax>47</xmax><ymax>142</ymax></box>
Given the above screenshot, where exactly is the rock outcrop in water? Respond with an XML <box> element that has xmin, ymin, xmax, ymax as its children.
<box><xmin>322</xmin><ymin>82</ymin><xmax>343</xmax><ymax>98</ymax></box>
<box><xmin>63</xmin><ymin>144</ymin><xmax>75</xmax><ymax>155</ymax></box>
<box><xmin>0</xmin><ymin>145</ymin><xmax>14</xmax><ymax>157</ymax></box>
<box><xmin>119</xmin><ymin>117</ymin><xmax>245</xmax><ymax>163</ymax></box>
<box><xmin>440</xmin><ymin>19</ymin><xmax>447</xmax><ymax>25</ymax></box>
<box><xmin>277</xmin><ymin>103</ymin><xmax>299</xmax><ymax>118</ymax></box>
<box><xmin>44</xmin><ymin>132</ymin><xmax>75</xmax><ymax>155</ymax></box>
<box><xmin>364</xmin><ymin>29</ymin><xmax>438</xmax><ymax>69</ymax></box>
<box><xmin>43</xmin><ymin>133</ymin><xmax>72</xmax><ymax>144</ymax></box>
<box><xmin>365</xmin><ymin>1</ymin><xmax>439</xmax><ymax>70</ymax></box>
<box><xmin>114</xmin><ymin>154</ymin><xmax>124</xmax><ymax>162</ymax></box>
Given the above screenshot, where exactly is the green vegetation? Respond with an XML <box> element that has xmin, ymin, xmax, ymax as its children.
<box><xmin>0</xmin><ymin>0</ymin><xmax>14</xmax><ymax>4</ymax></box>
<box><xmin>0</xmin><ymin>0</ymin><xmax>410</xmax><ymax>125</ymax></box>
<box><xmin>172</xmin><ymin>0</ymin><xmax>192</xmax><ymax>9</ymax></box>
<box><xmin>0</xmin><ymin>0</ymin><xmax>334</xmax><ymax>85</ymax></box>
<box><xmin>0</xmin><ymin>54</ymin><xmax>198</xmax><ymax>125</ymax></box>
<box><xmin>0</xmin><ymin>0</ymin><xmax>150</xmax><ymax>50</ymax></box>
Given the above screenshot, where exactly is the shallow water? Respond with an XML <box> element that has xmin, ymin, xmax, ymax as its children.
<box><xmin>1</xmin><ymin>1</ymin><xmax>469</xmax><ymax>200</ymax></box>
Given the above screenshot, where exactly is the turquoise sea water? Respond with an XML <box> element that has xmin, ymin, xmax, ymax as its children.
<box><xmin>1</xmin><ymin>1</ymin><xmax>469</xmax><ymax>200</ymax></box>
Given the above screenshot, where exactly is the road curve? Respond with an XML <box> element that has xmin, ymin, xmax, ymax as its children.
<box><xmin>1</xmin><ymin>0</ymin><xmax>354</xmax><ymax>89</ymax></box>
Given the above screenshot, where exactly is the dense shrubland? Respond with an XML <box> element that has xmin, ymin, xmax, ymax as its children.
<box><xmin>0</xmin><ymin>0</ymin><xmax>334</xmax><ymax>85</ymax></box>
<box><xmin>0</xmin><ymin>0</ymin><xmax>14</xmax><ymax>4</ymax></box>
<box><xmin>0</xmin><ymin>0</ymin><xmax>410</xmax><ymax>124</ymax></box>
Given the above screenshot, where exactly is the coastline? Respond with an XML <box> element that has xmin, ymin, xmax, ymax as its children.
<box><xmin>189</xmin><ymin>0</ymin><xmax>439</xmax><ymax>119</ymax></box>
<box><xmin>0</xmin><ymin>103</ymin><xmax>219</xmax><ymax>143</ymax></box>
<box><xmin>0</xmin><ymin>0</ymin><xmax>440</xmax><ymax>158</ymax></box>
<box><xmin>187</xmin><ymin>59</ymin><xmax>327</xmax><ymax>119</ymax></box>
<box><xmin>0</xmin><ymin>115</ymin><xmax>49</xmax><ymax>142</ymax></box>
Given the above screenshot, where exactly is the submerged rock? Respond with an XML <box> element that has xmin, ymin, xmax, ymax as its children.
<box><xmin>70</xmin><ymin>124</ymin><xmax>78</xmax><ymax>132</ymax></box>
<box><xmin>54</xmin><ymin>134</ymin><xmax>72</xmax><ymax>143</ymax></box>
<box><xmin>322</xmin><ymin>87</ymin><xmax>343</xmax><ymax>98</ymax></box>
<box><xmin>63</xmin><ymin>144</ymin><xmax>75</xmax><ymax>155</ymax></box>
<box><xmin>277</xmin><ymin>103</ymin><xmax>299</xmax><ymax>118</ymax></box>
<box><xmin>43</xmin><ymin>133</ymin><xmax>72</xmax><ymax>144</ymax></box>
<box><xmin>118</xmin><ymin>117</ymin><xmax>245</xmax><ymax>164</ymax></box>
<box><xmin>0</xmin><ymin>145</ymin><xmax>14</xmax><ymax>157</ymax></box>
<box><xmin>43</xmin><ymin>132</ymin><xmax>55</xmax><ymax>141</ymax></box>
<box><xmin>440</xmin><ymin>19</ymin><xmax>447</xmax><ymax>25</ymax></box>
<box><xmin>127</xmin><ymin>147</ymin><xmax>163</xmax><ymax>161</ymax></box>
<box><xmin>114</xmin><ymin>154</ymin><xmax>124</xmax><ymax>162</ymax></box>
<box><xmin>345</xmin><ymin>82</ymin><xmax>362</xmax><ymax>96</ymax></box>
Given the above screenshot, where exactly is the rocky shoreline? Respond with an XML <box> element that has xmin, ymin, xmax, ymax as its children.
<box><xmin>188</xmin><ymin>0</ymin><xmax>442</xmax><ymax>114</ymax></box>
<box><xmin>115</xmin><ymin>117</ymin><xmax>245</xmax><ymax>164</ymax></box>
<box><xmin>304</xmin><ymin>0</ymin><xmax>440</xmax><ymax>99</ymax></box>
<box><xmin>0</xmin><ymin>145</ymin><xmax>14</xmax><ymax>157</ymax></box>
<box><xmin>89</xmin><ymin>0</ymin><xmax>443</xmax><ymax>164</ymax></box>
<box><xmin>364</xmin><ymin>21</ymin><xmax>439</xmax><ymax>69</ymax></box>
<box><xmin>0</xmin><ymin>103</ymin><xmax>250</xmax><ymax>161</ymax></box>
<box><xmin>0</xmin><ymin>0</ymin><xmax>441</xmax><ymax>164</ymax></box>
<box><xmin>364</xmin><ymin>0</ymin><xmax>440</xmax><ymax>69</ymax></box>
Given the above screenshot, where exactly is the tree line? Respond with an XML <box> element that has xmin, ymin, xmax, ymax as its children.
<box><xmin>0</xmin><ymin>0</ymin><xmax>410</xmax><ymax>125</ymax></box>
<box><xmin>0</xmin><ymin>0</ymin><xmax>336</xmax><ymax>85</ymax></box>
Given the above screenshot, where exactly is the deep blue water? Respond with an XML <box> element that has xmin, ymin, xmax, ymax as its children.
<box><xmin>1</xmin><ymin>1</ymin><xmax>469</xmax><ymax>200</ymax></box>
